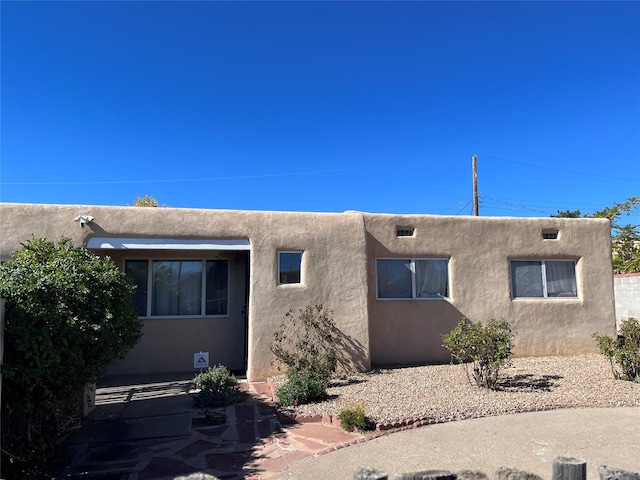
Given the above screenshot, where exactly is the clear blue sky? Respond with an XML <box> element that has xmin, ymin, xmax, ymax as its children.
<box><xmin>1</xmin><ymin>1</ymin><xmax>639</xmax><ymax>222</ymax></box>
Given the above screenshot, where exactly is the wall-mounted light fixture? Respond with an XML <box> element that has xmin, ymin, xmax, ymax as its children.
<box><xmin>74</xmin><ymin>215</ymin><xmax>95</xmax><ymax>228</ymax></box>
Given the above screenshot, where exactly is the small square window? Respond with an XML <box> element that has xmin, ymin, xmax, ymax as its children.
<box><xmin>279</xmin><ymin>251</ymin><xmax>302</xmax><ymax>284</ymax></box>
<box><xmin>542</xmin><ymin>230</ymin><xmax>558</xmax><ymax>240</ymax></box>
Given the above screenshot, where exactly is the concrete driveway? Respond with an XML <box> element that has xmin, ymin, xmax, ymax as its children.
<box><xmin>271</xmin><ymin>407</ymin><xmax>640</xmax><ymax>480</ymax></box>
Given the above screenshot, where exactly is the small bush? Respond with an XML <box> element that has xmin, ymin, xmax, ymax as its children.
<box><xmin>271</xmin><ymin>305</ymin><xmax>338</xmax><ymax>405</ymax></box>
<box><xmin>193</xmin><ymin>365</ymin><xmax>243</xmax><ymax>407</ymax></box>
<box><xmin>276</xmin><ymin>369</ymin><xmax>328</xmax><ymax>407</ymax></box>
<box><xmin>442</xmin><ymin>317</ymin><xmax>515</xmax><ymax>390</ymax></box>
<box><xmin>593</xmin><ymin>318</ymin><xmax>640</xmax><ymax>383</ymax></box>
<box><xmin>339</xmin><ymin>403</ymin><xmax>373</xmax><ymax>432</ymax></box>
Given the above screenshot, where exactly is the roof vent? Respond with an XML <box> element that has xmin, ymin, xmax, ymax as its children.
<box><xmin>396</xmin><ymin>227</ymin><xmax>414</xmax><ymax>237</ymax></box>
<box><xmin>542</xmin><ymin>229</ymin><xmax>559</xmax><ymax>240</ymax></box>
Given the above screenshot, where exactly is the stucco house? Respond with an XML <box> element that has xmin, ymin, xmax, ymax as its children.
<box><xmin>0</xmin><ymin>203</ymin><xmax>616</xmax><ymax>381</ymax></box>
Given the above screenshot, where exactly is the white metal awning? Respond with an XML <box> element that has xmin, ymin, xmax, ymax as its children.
<box><xmin>86</xmin><ymin>237</ymin><xmax>251</xmax><ymax>251</ymax></box>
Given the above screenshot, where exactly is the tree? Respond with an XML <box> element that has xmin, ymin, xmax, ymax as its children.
<box><xmin>591</xmin><ymin>197</ymin><xmax>639</xmax><ymax>273</ymax></box>
<box><xmin>550</xmin><ymin>209</ymin><xmax>582</xmax><ymax>218</ymax></box>
<box><xmin>132</xmin><ymin>195</ymin><xmax>169</xmax><ymax>207</ymax></box>
<box><xmin>590</xmin><ymin>197</ymin><xmax>639</xmax><ymax>225</ymax></box>
<box><xmin>611</xmin><ymin>224</ymin><xmax>640</xmax><ymax>274</ymax></box>
<box><xmin>0</xmin><ymin>238</ymin><xmax>142</xmax><ymax>478</ymax></box>
<box><xmin>552</xmin><ymin>197</ymin><xmax>639</xmax><ymax>274</ymax></box>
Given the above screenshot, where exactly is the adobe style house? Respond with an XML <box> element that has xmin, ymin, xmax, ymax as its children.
<box><xmin>0</xmin><ymin>203</ymin><xmax>616</xmax><ymax>381</ymax></box>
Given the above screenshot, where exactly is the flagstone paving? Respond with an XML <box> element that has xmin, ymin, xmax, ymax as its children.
<box><xmin>60</xmin><ymin>377</ymin><xmax>364</xmax><ymax>479</ymax></box>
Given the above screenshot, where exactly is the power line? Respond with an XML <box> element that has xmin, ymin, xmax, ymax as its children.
<box><xmin>477</xmin><ymin>153</ymin><xmax>640</xmax><ymax>183</ymax></box>
<box><xmin>471</xmin><ymin>153</ymin><xmax>639</xmax><ymax>216</ymax></box>
<box><xmin>455</xmin><ymin>199</ymin><xmax>473</xmax><ymax>215</ymax></box>
<box><xmin>480</xmin><ymin>195</ymin><xmax>554</xmax><ymax>216</ymax></box>
<box><xmin>475</xmin><ymin>197</ymin><xmax>607</xmax><ymax>209</ymax></box>
<box><xmin>0</xmin><ymin>164</ymin><xmax>382</xmax><ymax>186</ymax></box>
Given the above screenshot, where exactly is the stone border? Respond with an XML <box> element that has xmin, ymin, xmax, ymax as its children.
<box><xmin>262</xmin><ymin>379</ymin><xmax>595</xmax><ymax>461</ymax></box>
<box><xmin>267</xmin><ymin>377</ymin><xmax>570</xmax><ymax>435</ymax></box>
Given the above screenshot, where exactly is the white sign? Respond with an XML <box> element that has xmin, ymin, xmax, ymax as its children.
<box><xmin>194</xmin><ymin>352</ymin><xmax>209</xmax><ymax>369</ymax></box>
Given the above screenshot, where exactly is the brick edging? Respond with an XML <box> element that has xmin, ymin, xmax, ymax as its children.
<box><xmin>269</xmin><ymin>404</ymin><xmax>576</xmax><ymax>458</ymax></box>
<box><xmin>267</xmin><ymin>376</ymin><xmax>573</xmax><ymax>438</ymax></box>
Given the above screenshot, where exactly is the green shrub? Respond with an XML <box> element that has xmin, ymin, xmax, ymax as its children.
<box><xmin>338</xmin><ymin>403</ymin><xmax>373</xmax><ymax>432</ymax></box>
<box><xmin>193</xmin><ymin>364</ymin><xmax>243</xmax><ymax>407</ymax></box>
<box><xmin>442</xmin><ymin>317</ymin><xmax>514</xmax><ymax>390</ymax></box>
<box><xmin>0</xmin><ymin>237</ymin><xmax>142</xmax><ymax>479</ymax></box>
<box><xmin>276</xmin><ymin>368</ymin><xmax>328</xmax><ymax>407</ymax></box>
<box><xmin>593</xmin><ymin>318</ymin><xmax>640</xmax><ymax>383</ymax></box>
<box><xmin>271</xmin><ymin>305</ymin><xmax>338</xmax><ymax>405</ymax></box>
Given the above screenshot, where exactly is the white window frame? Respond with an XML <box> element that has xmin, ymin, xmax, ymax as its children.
<box><xmin>510</xmin><ymin>259</ymin><xmax>578</xmax><ymax>299</ymax></box>
<box><xmin>278</xmin><ymin>251</ymin><xmax>303</xmax><ymax>285</ymax></box>
<box><xmin>125</xmin><ymin>259</ymin><xmax>230</xmax><ymax>318</ymax></box>
<box><xmin>376</xmin><ymin>258</ymin><xmax>449</xmax><ymax>300</ymax></box>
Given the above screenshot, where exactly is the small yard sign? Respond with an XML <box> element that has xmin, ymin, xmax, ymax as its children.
<box><xmin>193</xmin><ymin>352</ymin><xmax>209</xmax><ymax>369</ymax></box>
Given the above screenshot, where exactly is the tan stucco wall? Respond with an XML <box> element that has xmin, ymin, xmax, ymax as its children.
<box><xmin>363</xmin><ymin>213</ymin><xmax>615</xmax><ymax>366</ymax></box>
<box><xmin>0</xmin><ymin>203</ymin><xmax>615</xmax><ymax>380</ymax></box>
<box><xmin>245</xmin><ymin>210</ymin><xmax>371</xmax><ymax>380</ymax></box>
<box><xmin>0</xmin><ymin>203</ymin><xmax>371</xmax><ymax>381</ymax></box>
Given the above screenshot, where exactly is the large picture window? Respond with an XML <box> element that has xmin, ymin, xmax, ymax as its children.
<box><xmin>510</xmin><ymin>260</ymin><xmax>577</xmax><ymax>298</ymax></box>
<box><xmin>125</xmin><ymin>259</ymin><xmax>229</xmax><ymax>317</ymax></box>
<box><xmin>376</xmin><ymin>258</ymin><xmax>449</xmax><ymax>299</ymax></box>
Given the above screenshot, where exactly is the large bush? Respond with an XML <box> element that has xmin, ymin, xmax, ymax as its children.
<box><xmin>593</xmin><ymin>317</ymin><xmax>640</xmax><ymax>383</ymax></box>
<box><xmin>442</xmin><ymin>318</ymin><xmax>515</xmax><ymax>390</ymax></box>
<box><xmin>0</xmin><ymin>237</ymin><xmax>142</xmax><ymax>478</ymax></box>
<box><xmin>270</xmin><ymin>305</ymin><xmax>338</xmax><ymax>406</ymax></box>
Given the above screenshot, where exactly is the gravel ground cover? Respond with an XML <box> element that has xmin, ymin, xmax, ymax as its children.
<box><xmin>273</xmin><ymin>355</ymin><xmax>640</xmax><ymax>425</ymax></box>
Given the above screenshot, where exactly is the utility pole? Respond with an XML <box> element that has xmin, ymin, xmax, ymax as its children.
<box><xmin>472</xmin><ymin>154</ymin><xmax>479</xmax><ymax>216</ymax></box>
